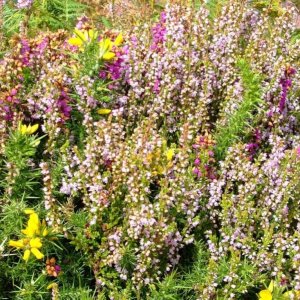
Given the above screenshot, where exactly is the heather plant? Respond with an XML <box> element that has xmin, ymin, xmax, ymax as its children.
<box><xmin>0</xmin><ymin>0</ymin><xmax>300</xmax><ymax>299</ymax></box>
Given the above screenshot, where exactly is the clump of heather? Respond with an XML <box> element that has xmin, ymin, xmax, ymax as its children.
<box><xmin>1</xmin><ymin>1</ymin><xmax>300</xmax><ymax>299</ymax></box>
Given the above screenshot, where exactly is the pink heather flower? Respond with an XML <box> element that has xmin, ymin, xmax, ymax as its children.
<box><xmin>296</xmin><ymin>146</ymin><xmax>300</xmax><ymax>158</ymax></box>
<box><xmin>194</xmin><ymin>158</ymin><xmax>201</xmax><ymax>166</ymax></box>
<box><xmin>16</xmin><ymin>0</ymin><xmax>33</xmax><ymax>9</ymax></box>
<box><xmin>193</xmin><ymin>167</ymin><xmax>202</xmax><ymax>177</ymax></box>
<box><xmin>153</xmin><ymin>79</ymin><xmax>160</xmax><ymax>94</ymax></box>
<box><xmin>20</xmin><ymin>39</ymin><xmax>30</xmax><ymax>66</ymax></box>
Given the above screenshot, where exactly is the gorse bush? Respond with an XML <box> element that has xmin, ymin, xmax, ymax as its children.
<box><xmin>0</xmin><ymin>0</ymin><xmax>300</xmax><ymax>299</ymax></box>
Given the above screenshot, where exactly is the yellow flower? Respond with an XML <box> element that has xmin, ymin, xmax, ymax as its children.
<box><xmin>21</xmin><ymin>212</ymin><xmax>41</xmax><ymax>237</ymax></box>
<box><xmin>259</xmin><ymin>290</ymin><xmax>272</xmax><ymax>300</ymax></box>
<box><xmin>113</xmin><ymin>33</ymin><xmax>123</xmax><ymax>47</ymax></box>
<box><xmin>103</xmin><ymin>52</ymin><xmax>116</xmax><ymax>60</ymax></box>
<box><xmin>8</xmin><ymin>209</ymin><xmax>48</xmax><ymax>262</ymax></box>
<box><xmin>166</xmin><ymin>148</ymin><xmax>175</xmax><ymax>161</ymax></box>
<box><xmin>9</xmin><ymin>237</ymin><xmax>44</xmax><ymax>262</ymax></box>
<box><xmin>259</xmin><ymin>281</ymin><xmax>274</xmax><ymax>300</ymax></box>
<box><xmin>68</xmin><ymin>29</ymin><xmax>98</xmax><ymax>51</ymax></box>
<box><xmin>97</xmin><ymin>108</ymin><xmax>111</xmax><ymax>115</ymax></box>
<box><xmin>98</xmin><ymin>38</ymin><xmax>115</xmax><ymax>61</ymax></box>
<box><xmin>19</xmin><ymin>123</ymin><xmax>39</xmax><ymax>135</ymax></box>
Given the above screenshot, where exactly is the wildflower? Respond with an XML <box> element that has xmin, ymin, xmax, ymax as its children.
<box><xmin>99</xmin><ymin>38</ymin><xmax>115</xmax><ymax>60</ymax></box>
<box><xmin>16</xmin><ymin>0</ymin><xmax>33</xmax><ymax>9</ymax></box>
<box><xmin>8</xmin><ymin>209</ymin><xmax>48</xmax><ymax>262</ymax></box>
<box><xmin>9</xmin><ymin>237</ymin><xmax>44</xmax><ymax>262</ymax></box>
<box><xmin>19</xmin><ymin>123</ymin><xmax>39</xmax><ymax>135</ymax></box>
<box><xmin>97</xmin><ymin>108</ymin><xmax>111</xmax><ymax>115</ymax></box>
<box><xmin>46</xmin><ymin>257</ymin><xmax>61</xmax><ymax>277</ymax></box>
<box><xmin>258</xmin><ymin>281</ymin><xmax>274</xmax><ymax>300</ymax></box>
<box><xmin>166</xmin><ymin>148</ymin><xmax>174</xmax><ymax>161</ymax></box>
<box><xmin>113</xmin><ymin>33</ymin><xmax>123</xmax><ymax>47</ymax></box>
<box><xmin>21</xmin><ymin>211</ymin><xmax>40</xmax><ymax>237</ymax></box>
<box><xmin>98</xmin><ymin>33</ymin><xmax>123</xmax><ymax>61</ymax></box>
<box><xmin>68</xmin><ymin>29</ymin><xmax>98</xmax><ymax>51</ymax></box>
<box><xmin>194</xmin><ymin>158</ymin><xmax>201</xmax><ymax>166</ymax></box>
<box><xmin>259</xmin><ymin>290</ymin><xmax>272</xmax><ymax>300</ymax></box>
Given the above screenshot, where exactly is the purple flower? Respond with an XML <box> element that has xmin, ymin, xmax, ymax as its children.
<box><xmin>246</xmin><ymin>143</ymin><xmax>259</xmax><ymax>156</ymax></box>
<box><xmin>194</xmin><ymin>158</ymin><xmax>201</xmax><ymax>166</ymax></box>
<box><xmin>2</xmin><ymin>105</ymin><xmax>13</xmax><ymax>121</ymax></box>
<box><xmin>193</xmin><ymin>167</ymin><xmax>202</xmax><ymax>177</ymax></box>
<box><xmin>279</xmin><ymin>67</ymin><xmax>296</xmax><ymax>113</ymax></box>
<box><xmin>75</xmin><ymin>16</ymin><xmax>89</xmax><ymax>29</ymax></box>
<box><xmin>57</xmin><ymin>90</ymin><xmax>72</xmax><ymax>119</ymax></box>
<box><xmin>54</xmin><ymin>265</ymin><xmax>61</xmax><ymax>274</ymax></box>
<box><xmin>35</xmin><ymin>37</ymin><xmax>49</xmax><ymax>55</ymax></box>
<box><xmin>107</xmin><ymin>55</ymin><xmax>123</xmax><ymax>81</ymax></box>
<box><xmin>153</xmin><ymin>79</ymin><xmax>160</xmax><ymax>94</ymax></box>
<box><xmin>150</xmin><ymin>12</ymin><xmax>167</xmax><ymax>52</ymax></box>
<box><xmin>20</xmin><ymin>39</ymin><xmax>30</xmax><ymax>66</ymax></box>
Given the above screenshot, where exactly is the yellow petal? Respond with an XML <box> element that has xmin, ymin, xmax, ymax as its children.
<box><xmin>114</xmin><ymin>33</ymin><xmax>123</xmax><ymax>46</ymax></box>
<box><xmin>20</xmin><ymin>124</ymin><xmax>27</xmax><ymax>135</ymax></box>
<box><xmin>42</xmin><ymin>228</ymin><xmax>48</xmax><ymax>237</ymax></box>
<box><xmin>23</xmin><ymin>249</ymin><xmax>31</xmax><ymax>262</ymax></box>
<box><xmin>24</xmin><ymin>209</ymin><xmax>35</xmax><ymax>215</ymax></box>
<box><xmin>28</xmin><ymin>124</ymin><xmax>39</xmax><ymax>134</ymax></box>
<box><xmin>30</xmin><ymin>237</ymin><xmax>42</xmax><ymax>249</ymax></box>
<box><xmin>28</xmin><ymin>213</ymin><xmax>40</xmax><ymax>227</ymax></box>
<box><xmin>259</xmin><ymin>290</ymin><xmax>272</xmax><ymax>300</ymax></box>
<box><xmin>8</xmin><ymin>239</ymin><xmax>25</xmax><ymax>248</ymax></box>
<box><xmin>104</xmin><ymin>38</ymin><xmax>113</xmax><ymax>50</ymax></box>
<box><xmin>68</xmin><ymin>37</ymin><xmax>83</xmax><ymax>47</ymax></box>
<box><xmin>74</xmin><ymin>29</ymin><xmax>86</xmax><ymax>41</ymax></box>
<box><xmin>97</xmin><ymin>108</ymin><xmax>111</xmax><ymax>115</ymax></box>
<box><xmin>22</xmin><ymin>227</ymin><xmax>35</xmax><ymax>237</ymax></box>
<box><xmin>99</xmin><ymin>38</ymin><xmax>112</xmax><ymax>51</ymax></box>
<box><xmin>166</xmin><ymin>149</ymin><xmax>174</xmax><ymax>161</ymax></box>
<box><xmin>31</xmin><ymin>247</ymin><xmax>44</xmax><ymax>260</ymax></box>
<box><xmin>103</xmin><ymin>52</ymin><xmax>115</xmax><ymax>60</ymax></box>
<box><xmin>25</xmin><ymin>213</ymin><xmax>40</xmax><ymax>236</ymax></box>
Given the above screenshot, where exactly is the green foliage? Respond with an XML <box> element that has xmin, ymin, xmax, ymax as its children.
<box><xmin>148</xmin><ymin>272</ymin><xmax>180</xmax><ymax>300</ymax></box>
<box><xmin>2</xmin><ymin>4</ymin><xmax>25</xmax><ymax>35</ymax></box>
<box><xmin>214</xmin><ymin>59</ymin><xmax>263</xmax><ymax>160</ymax></box>
<box><xmin>2</xmin><ymin>128</ymin><xmax>43</xmax><ymax>201</ymax></box>
<box><xmin>47</xmin><ymin>0</ymin><xmax>86</xmax><ymax>24</ymax></box>
<box><xmin>205</xmin><ymin>0</ymin><xmax>228</xmax><ymax>19</ymax></box>
<box><xmin>2</xmin><ymin>0</ymin><xmax>86</xmax><ymax>37</ymax></box>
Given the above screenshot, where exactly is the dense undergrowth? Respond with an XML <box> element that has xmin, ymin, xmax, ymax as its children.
<box><xmin>0</xmin><ymin>0</ymin><xmax>300</xmax><ymax>299</ymax></box>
